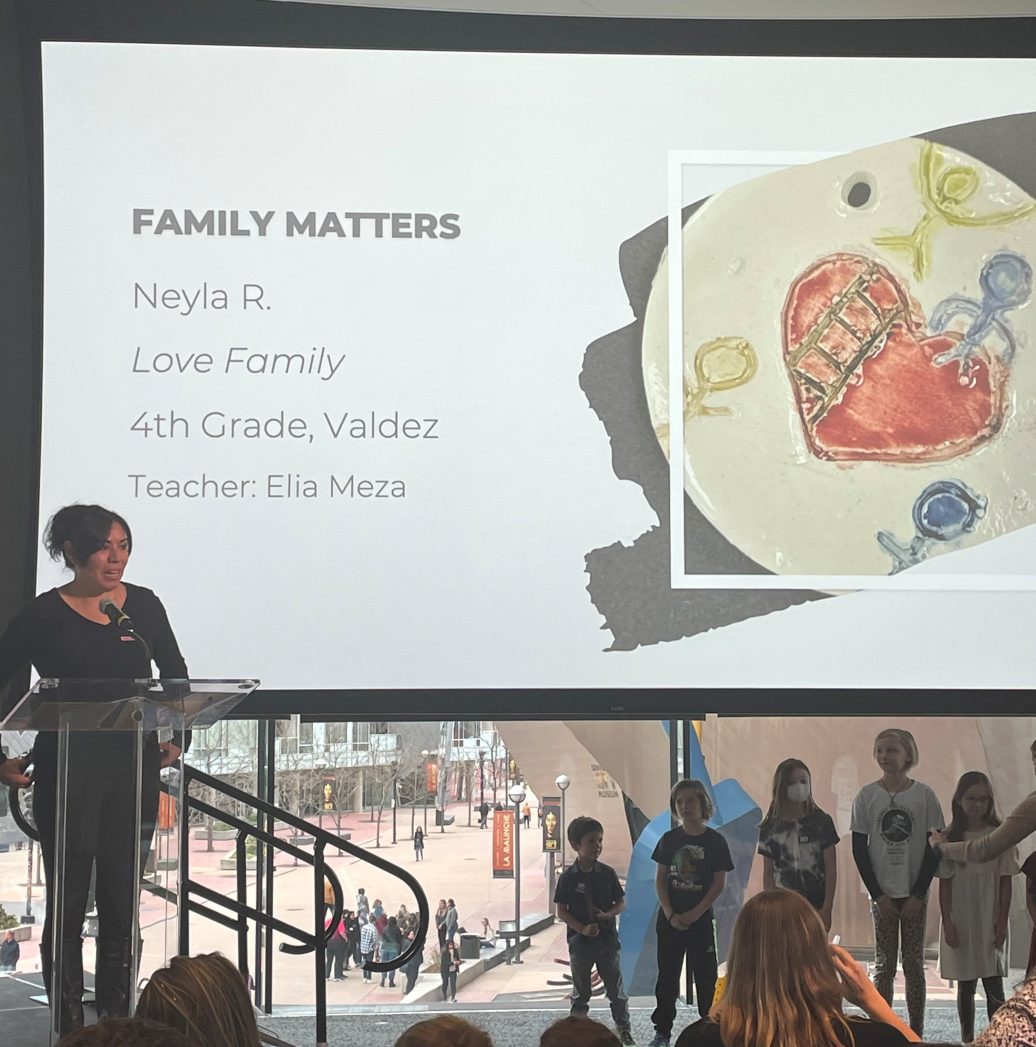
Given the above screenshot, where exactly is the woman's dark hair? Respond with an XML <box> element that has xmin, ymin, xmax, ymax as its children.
<box><xmin>45</xmin><ymin>504</ymin><xmax>132</xmax><ymax>569</ymax></box>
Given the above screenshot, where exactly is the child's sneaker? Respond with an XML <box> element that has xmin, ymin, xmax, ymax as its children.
<box><xmin>618</xmin><ymin>1027</ymin><xmax>637</xmax><ymax>1046</ymax></box>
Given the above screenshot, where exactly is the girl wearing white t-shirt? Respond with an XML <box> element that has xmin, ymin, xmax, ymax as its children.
<box><xmin>851</xmin><ymin>728</ymin><xmax>944</xmax><ymax>1037</ymax></box>
<box><xmin>938</xmin><ymin>772</ymin><xmax>1018</xmax><ymax>1043</ymax></box>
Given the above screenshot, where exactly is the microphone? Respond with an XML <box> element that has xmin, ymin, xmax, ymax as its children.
<box><xmin>99</xmin><ymin>598</ymin><xmax>134</xmax><ymax>631</ymax></box>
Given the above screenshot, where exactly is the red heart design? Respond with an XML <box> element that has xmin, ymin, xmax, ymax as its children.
<box><xmin>783</xmin><ymin>253</ymin><xmax>1005</xmax><ymax>463</ymax></box>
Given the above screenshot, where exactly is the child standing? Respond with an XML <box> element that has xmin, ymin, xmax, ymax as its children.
<box><xmin>757</xmin><ymin>758</ymin><xmax>839</xmax><ymax>930</ymax></box>
<box><xmin>554</xmin><ymin>815</ymin><xmax>635</xmax><ymax>1047</ymax></box>
<box><xmin>851</xmin><ymin>728</ymin><xmax>944</xmax><ymax>1037</ymax></box>
<box><xmin>649</xmin><ymin>779</ymin><xmax>734</xmax><ymax>1047</ymax></box>
<box><xmin>938</xmin><ymin>772</ymin><xmax>1018</xmax><ymax>1043</ymax></box>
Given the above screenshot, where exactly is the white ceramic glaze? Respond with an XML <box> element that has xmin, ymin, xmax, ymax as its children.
<box><xmin>642</xmin><ymin>137</ymin><xmax>1036</xmax><ymax>575</ymax></box>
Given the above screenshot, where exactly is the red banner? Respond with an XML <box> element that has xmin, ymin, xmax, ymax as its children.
<box><xmin>492</xmin><ymin>808</ymin><xmax>515</xmax><ymax>879</ymax></box>
<box><xmin>158</xmin><ymin>791</ymin><xmax>177</xmax><ymax>832</ymax></box>
<box><xmin>425</xmin><ymin>762</ymin><xmax>438</xmax><ymax>793</ymax></box>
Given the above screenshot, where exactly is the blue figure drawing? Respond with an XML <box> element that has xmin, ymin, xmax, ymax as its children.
<box><xmin>876</xmin><ymin>479</ymin><xmax>987</xmax><ymax>574</ymax></box>
<box><xmin>619</xmin><ymin>725</ymin><xmax>760</xmax><ymax>995</ymax></box>
<box><xmin>929</xmin><ymin>251</ymin><xmax>1032</xmax><ymax>375</ymax></box>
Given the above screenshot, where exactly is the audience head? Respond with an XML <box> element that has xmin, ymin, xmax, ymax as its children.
<box><xmin>136</xmin><ymin>952</ymin><xmax>261</xmax><ymax>1047</ymax></box>
<box><xmin>540</xmin><ymin>1015</ymin><xmax>621</xmax><ymax>1046</ymax></box>
<box><xmin>448</xmin><ymin>898</ymin><xmax>455</xmax><ymax>908</ymax></box>
<box><xmin>57</xmin><ymin>1018</ymin><xmax>193</xmax><ymax>1047</ymax></box>
<box><xmin>393</xmin><ymin>1015</ymin><xmax>493</xmax><ymax>1047</ymax></box>
<box><xmin>567</xmin><ymin>815</ymin><xmax>604</xmax><ymax>851</ymax></box>
<box><xmin>710</xmin><ymin>889</ymin><xmax>847</xmax><ymax>1047</ymax></box>
<box><xmin>668</xmin><ymin>778</ymin><xmax>714</xmax><ymax>822</ymax></box>
<box><xmin>872</xmin><ymin>728</ymin><xmax>919</xmax><ymax>771</ymax></box>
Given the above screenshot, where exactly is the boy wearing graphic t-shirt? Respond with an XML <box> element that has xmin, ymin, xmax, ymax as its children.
<box><xmin>648</xmin><ymin>780</ymin><xmax>733</xmax><ymax>1047</ymax></box>
<box><xmin>554</xmin><ymin>815</ymin><xmax>635</xmax><ymax>1046</ymax></box>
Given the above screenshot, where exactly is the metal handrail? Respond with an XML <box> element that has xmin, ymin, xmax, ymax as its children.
<box><xmin>8</xmin><ymin>761</ymin><xmax>430</xmax><ymax>1047</ymax></box>
<box><xmin>175</xmin><ymin>764</ymin><xmax>430</xmax><ymax>1047</ymax></box>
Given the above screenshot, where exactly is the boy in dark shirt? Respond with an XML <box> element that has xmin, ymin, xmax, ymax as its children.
<box><xmin>649</xmin><ymin>780</ymin><xmax>733</xmax><ymax>1047</ymax></box>
<box><xmin>554</xmin><ymin>815</ymin><xmax>636</xmax><ymax>1047</ymax></box>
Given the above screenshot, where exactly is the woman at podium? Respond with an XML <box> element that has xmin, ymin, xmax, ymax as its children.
<box><xmin>0</xmin><ymin>503</ymin><xmax>188</xmax><ymax>1033</ymax></box>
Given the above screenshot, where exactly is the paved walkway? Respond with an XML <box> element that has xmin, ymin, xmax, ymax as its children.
<box><xmin>259</xmin><ymin>996</ymin><xmax>1001</xmax><ymax>1047</ymax></box>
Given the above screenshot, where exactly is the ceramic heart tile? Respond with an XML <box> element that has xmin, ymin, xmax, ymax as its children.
<box><xmin>640</xmin><ymin>135</ymin><xmax>1036</xmax><ymax>576</ymax></box>
<box><xmin>783</xmin><ymin>253</ymin><xmax>1006</xmax><ymax>463</ymax></box>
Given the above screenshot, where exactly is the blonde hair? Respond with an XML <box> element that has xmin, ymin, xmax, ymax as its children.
<box><xmin>714</xmin><ymin>891</ymin><xmax>850</xmax><ymax>1047</ymax></box>
<box><xmin>669</xmin><ymin>779</ymin><xmax>714</xmax><ymax>821</ymax></box>
<box><xmin>136</xmin><ymin>953</ymin><xmax>260</xmax><ymax>1047</ymax></box>
<box><xmin>874</xmin><ymin>728</ymin><xmax>919</xmax><ymax>770</ymax></box>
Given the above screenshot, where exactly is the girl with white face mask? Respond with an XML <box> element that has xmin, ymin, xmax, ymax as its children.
<box><xmin>758</xmin><ymin>759</ymin><xmax>839</xmax><ymax>931</ymax></box>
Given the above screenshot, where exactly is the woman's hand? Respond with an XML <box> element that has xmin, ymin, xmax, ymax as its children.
<box><xmin>0</xmin><ymin>756</ymin><xmax>31</xmax><ymax>788</ymax></box>
<box><xmin>832</xmin><ymin>944</ymin><xmax>921</xmax><ymax>1042</ymax></box>
<box><xmin>831</xmin><ymin>945</ymin><xmax>878</xmax><ymax>1010</ymax></box>
<box><xmin>943</xmin><ymin>921</ymin><xmax>960</xmax><ymax>949</ymax></box>
<box><xmin>158</xmin><ymin>742</ymin><xmax>182</xmax><ymax>769</ymax></box>
<box><xmin>928</xmin><ymin>829</ymin><xmax>948</xmax><ymax>849</ymax></box>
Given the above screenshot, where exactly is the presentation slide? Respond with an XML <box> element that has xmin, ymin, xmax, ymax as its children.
<box><xmin>37</xmin><ymin>43</ymin><xmax>1036</xmax><ymax>691</ymax></box>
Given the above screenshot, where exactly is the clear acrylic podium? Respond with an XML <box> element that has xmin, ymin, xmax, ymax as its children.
<box><xmin>1</xmin><ymin>677</ymin><xmax>257</xmax><ymax>1040</ymax></box>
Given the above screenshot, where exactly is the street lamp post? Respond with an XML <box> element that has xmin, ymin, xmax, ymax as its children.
<box><xmin>23</xmin><ymin>840</ymin><xmax>34</xmax><ymax>923</ymax></box>
<box><xmin>391</xmin><ymin>761</ymin><xmax>398</xmax><ymax>845</ymax></box>
<box><xmin>477</xmin><ymin>747</ymin><xmax>486</xmax><ymax>828</ymax></box>
<box><xmin>555</xmin><ymin>774</ymin><xmax>571</xmax><ymax>872</ymax></box>
<box><xmin>438</xmin><ymin>751</ymin><xmax>447</xmax><ymax>834</ymax></box>
<box><xmin>421</xmin><ymin>750</ymin><xmax>430</xmax><ymax>832</ymax></box>
<box><xmin>411</xmin><ymin>763</ymin><xmax>418</xmax><ymax>839</ymax></box>
<box><xmin>508</xmin><ymin>781</ymin><xmax>527</xmax><ymax>965</ymax></box>
<box><xmin>315</xmin><ymin>758</ymin><xmax>327</xmax><ymax>833</ymax></box>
